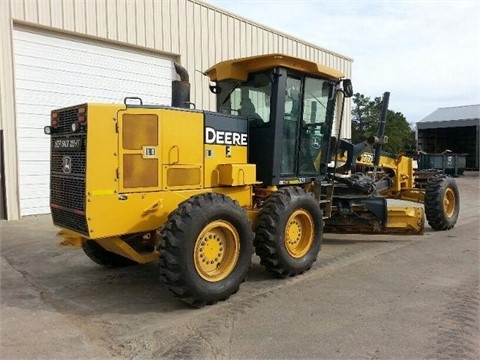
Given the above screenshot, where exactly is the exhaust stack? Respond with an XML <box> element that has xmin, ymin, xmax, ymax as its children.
<box><xmin>172</xmin><ymin>63</ymin><xmax>191</xmax><ymax>108</ymax></box>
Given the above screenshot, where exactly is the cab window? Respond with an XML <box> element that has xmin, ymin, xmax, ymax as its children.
<box><xmin>217</xmin><ymin>72</ymin><xmax>272</xmax><ymax>125</ymax></box>
<box><xmin>281</xmin><ymin>76</ymin><xmax>302</xmax><ymax>174</ymax></box>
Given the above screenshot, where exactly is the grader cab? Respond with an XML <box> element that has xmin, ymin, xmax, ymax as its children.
<box><xmin>45</xmin><ymin>54</ymin><xmax>459</xmax><ymax>307</ymax></box>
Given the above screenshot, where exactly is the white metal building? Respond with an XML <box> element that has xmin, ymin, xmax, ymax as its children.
<box><xmin>0</xmin><ymin>0</ymin><xmax>353</xmax><ymax>220</ymax></box>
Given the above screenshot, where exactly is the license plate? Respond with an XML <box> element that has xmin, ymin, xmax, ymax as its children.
<box><xmin>53</xmin><ymin>138</ymin><xmax>82</xmax><ymax>151</ymax></box>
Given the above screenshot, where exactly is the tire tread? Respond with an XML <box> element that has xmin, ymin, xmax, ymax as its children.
<box><xmin>254</xmin><ymin>187</ymin><xmax>322</xmax><ymax>278</ymax></box>
<box><xmin>158</xmin><ymin>193</ymin><xmax>253</xmax><ymax>307</ymax></box>
<box><xmin>425</xmin><ymin>175</ymin><xmax>460</xmax><ymax>230</ymax></box>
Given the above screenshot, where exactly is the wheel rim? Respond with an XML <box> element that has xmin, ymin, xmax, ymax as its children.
<box><xmin>194</xmin><ymin>220</ymin><xmax>240</xmax><ymax>282</ymax></box>
<box><xmin>444</xmin><ymin>188</ymin><xmax>456</xmax><ymax>218</ymax></box>
<box><xmin>284</xmin><ymin>209</ymin><xmax>314</xmax><ymax>258</ymax></box>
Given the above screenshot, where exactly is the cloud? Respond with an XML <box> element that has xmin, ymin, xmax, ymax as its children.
<box><xmin>205</xmin><ymin>0</ymin><xmax>480</xmax><ymax>122</ymax></box>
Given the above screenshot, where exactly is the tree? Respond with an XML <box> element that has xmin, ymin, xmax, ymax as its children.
<box><xmin>351</xmin><ymin>93</ymin><xmax>415</xmax><ymax>154</ymax></box>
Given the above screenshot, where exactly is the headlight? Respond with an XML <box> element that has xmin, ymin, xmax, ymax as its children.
<box><xmin>44</xmin><ymin>126</ymin><xmax>53</xmax><ymax>135</ymax></box>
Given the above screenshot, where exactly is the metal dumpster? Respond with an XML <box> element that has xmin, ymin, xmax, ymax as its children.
<box><xmin>418</xmin><ymin>153</ymin><xmax>467</xmax><ymax>176</ymax></box>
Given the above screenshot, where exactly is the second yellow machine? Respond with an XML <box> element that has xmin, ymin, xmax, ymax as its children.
<box><xmin>45</xmin><ymin>54</ymin><xmax>459</xmax><ymax>306</ymax></box>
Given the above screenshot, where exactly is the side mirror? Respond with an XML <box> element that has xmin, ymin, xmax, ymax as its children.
<box><xmin>209</xmin><ymin>84</ymin><xmax>221</xmax><ymax>94</ymax></box>
<box><xmin>343</xmin><ymin>79</ymin><xmax>353</xmax><ymax>98</ymax></box>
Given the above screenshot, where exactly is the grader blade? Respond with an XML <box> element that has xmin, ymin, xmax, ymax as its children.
<box><xmin>385</xmin><ymin>206</ymin><xmax>424</xmax><ymax>234</ymax></box>
<box><xmin>324</xmin><ymin>205</ymin><xmax>424</xmax><ymax>235</ymax></box>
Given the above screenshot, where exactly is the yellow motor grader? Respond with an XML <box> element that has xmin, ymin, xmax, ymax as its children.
<box><xmin>44</xmin><ymin>54</ymin><xmax>459</xmax><ymax>307</ymax></box>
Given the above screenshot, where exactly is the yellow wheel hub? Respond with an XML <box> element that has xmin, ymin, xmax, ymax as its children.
<box><xmin>285</xmin><ymin>209</ymin><xmax>314</xmax><ymax>258</ymax></box>
<box><xmin>444</xmin><ymin>188</ymin><xmax>456</xmax><ymax>218</ymax></box>
<box><xmin>194</xmin><ymin>220</ymin><xmax>240</xmax><ymax>282</ymax></box>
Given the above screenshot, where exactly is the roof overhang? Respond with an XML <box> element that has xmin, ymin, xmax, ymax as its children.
<box><xmin>204</xmin><ymin>53</ymin><xmax>344</xmax><ymax>82</ymax></box>
<box><xmin>417</xmin><ymin>118</ymin><xmax>479</xmax><ymax>130</ymax></box>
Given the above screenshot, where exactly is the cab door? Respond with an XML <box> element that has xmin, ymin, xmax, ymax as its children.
<box><xmin>281</xmin><ymin>75</ymin><xmax>302</xmax><ymax>176</ymax></box>
<box><xmin>297</xmin><ymin>77</ymin><xmax>333</xmax><ymax>176</ymax></box>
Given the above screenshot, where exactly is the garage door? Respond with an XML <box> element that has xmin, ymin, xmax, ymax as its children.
<box><xmin>13</xmin><ymin>28</ymin><xmax>175</xmax><ymax>216</ymax></box>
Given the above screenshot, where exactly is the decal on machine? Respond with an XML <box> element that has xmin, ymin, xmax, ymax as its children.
<box><xmin>204</xmin><ymin>112</ymin><xmax>248</xmax><ymax>147</ymax></box>
<box><xmin>279</xmin><ymin>178</ymin><xmax>307</xmax><ymax>185</ymax></box>
<box><xmin>62</xmin><ymin>156</ymin><xmax>72</xmax><ymax>174</ymax></box>
<box><xmin>360</xmin><ymin>153</ymin><xmax>374</xmax><ymax>163</ymax></box>
<box><xmin>205</xmin><ymin>127</ymin><xmax>248</xmax><ymax>146</ymax></box>
<box><xmin>142</xmin><ymin>146</ymin><xmax>157</xmax><ymax>158</ymax></box>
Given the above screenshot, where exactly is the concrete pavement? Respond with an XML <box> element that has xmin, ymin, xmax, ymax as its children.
<box><xmin>1</xmin><ymin>172</ymin><xmax>478</xmax><ymax>359</ymax></box>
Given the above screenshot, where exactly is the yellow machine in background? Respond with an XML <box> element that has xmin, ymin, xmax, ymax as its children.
<box><xmin>328</xmin><ymin>92</ymin><xmax>459</xmax><ymax>234</ymax></box>
<box><xmin>45</xmin><ymin>54</ymin><xmax>459</xmax><ymax>307</ymax></box>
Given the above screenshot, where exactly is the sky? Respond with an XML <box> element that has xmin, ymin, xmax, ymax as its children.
<box><xmin>205</xmin><ymin>0</ymin><xmax>480</xmax><ymax>124</ymax></box>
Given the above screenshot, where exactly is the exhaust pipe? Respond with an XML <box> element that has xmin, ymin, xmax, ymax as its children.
<box><xmin>172</xmin><ymin>63</ymin><xmax>191</xmax><ymax>108</ymax></box>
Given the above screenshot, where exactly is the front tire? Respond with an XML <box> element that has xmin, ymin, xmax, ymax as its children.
<box><xmin>425</xmin><ymin>175</ymin><xmax>460</xmax><ymax>230</ymax></box>
<box><xmin>158</xmin><ymin>193</ymin><xmax>254</xmax><ymax>307</ymax></box>
<box><xmin>254</xmin><ymin>187</ymin><xmax>323</xmax><ymax>278</ymax></box>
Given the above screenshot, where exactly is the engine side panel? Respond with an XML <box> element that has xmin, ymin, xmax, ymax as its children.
<box><xmin>50</xmin><ymin>104</ymin><xmax>254</xmax><ymax>240</ymax></box>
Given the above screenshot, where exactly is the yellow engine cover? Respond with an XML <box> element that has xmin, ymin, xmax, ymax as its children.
<box><xmin>218</xmin><ymin>164</ymin><xmax>258</xmax><ymax>186</ymax></box>
<box><xmin>51</xmin><ymin>103</ymin><xmax>255</xmax><ymax>240</ymax></box>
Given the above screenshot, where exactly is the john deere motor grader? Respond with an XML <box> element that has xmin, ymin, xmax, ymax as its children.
<box><xmin>45</xmin><ymin>54</ymin><xmax>459</xmax><ymax>307</ymax></box>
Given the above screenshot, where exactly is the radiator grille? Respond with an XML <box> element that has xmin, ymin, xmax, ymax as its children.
<box><xmin>51</xmin><ymin>208</ymin><xmax>89</xmax><ymax>236</ymax></box>
<box><xmin>51</xmin><ymin>150</ymin><xmax>86</xmax><ymax>176</ymax></box>
<box><xmin>50</xmin><ymin>105</ymin><xmax>88</xmax><ymax>235</ymax></box>
<box><xmin>54</xmin><ymin>107</ymin><xmax>82</xmax><ymax>134</ymax></box>
<box><xmin>50</xmin><ymin>176</ymin><xmax>86</xmax><ymax>211</ymax></box>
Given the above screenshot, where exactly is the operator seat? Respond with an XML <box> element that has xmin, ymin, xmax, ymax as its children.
<box><xmin>239</xmin><ymin>98</ymin><xmax>263</xmax><ymax>124</ymax></box>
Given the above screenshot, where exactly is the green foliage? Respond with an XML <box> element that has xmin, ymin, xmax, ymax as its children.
<box><xmin>351</xmin><ymin>93</ymin><xmax>415</xmax><ymax>153</ymax></box>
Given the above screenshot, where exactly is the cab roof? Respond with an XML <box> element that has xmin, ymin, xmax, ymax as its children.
<box><xmin>204</xmin><ymin>53</ymin><xmax>344</xmax><ymax>82</ymax></box>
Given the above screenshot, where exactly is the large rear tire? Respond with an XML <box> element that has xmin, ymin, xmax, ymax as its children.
<box><xmin>158</xmin><ymin>193</ymin><xmax>254</xmax><ymax>307</ymax></box>
<box><xmin>254</xmin><ymin>187</ymin><xmax>323</xmax><ymax>278</ymax></box>
<box><xmin>83</xmin><ymin>240</ymin><xmax>138</xmax><ymax>267</ymax></box>
<box><xmin>425</xmin><ymin>175</ymin><xmax>460</xmax><ymax>230</ymax></box>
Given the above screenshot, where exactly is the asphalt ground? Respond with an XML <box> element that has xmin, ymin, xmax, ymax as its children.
<box><xmin>1</xmin><ymin>172</ymin><xmax>479</xmax><ymax>359</ymax></box>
